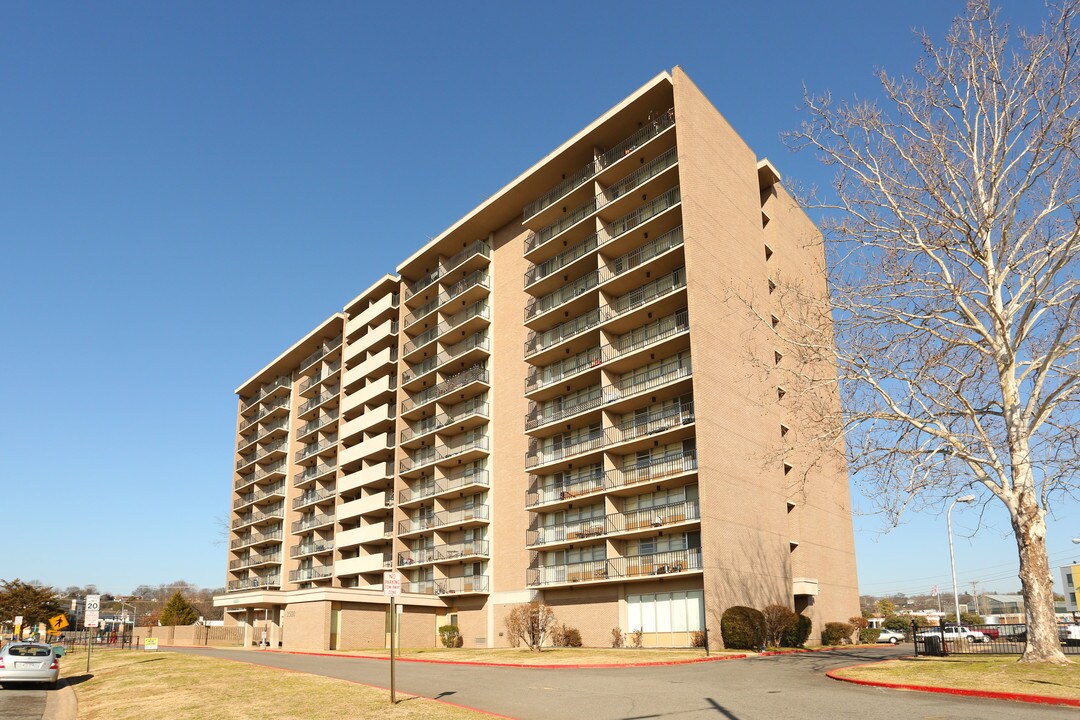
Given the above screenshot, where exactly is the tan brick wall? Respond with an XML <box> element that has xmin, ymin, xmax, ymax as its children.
<box><xmin>283</xmin><ymin>600</ymin><xmax>330</xmax><ymax>650</ymax></box>
<box><xmin>338</xmin><ymin>604</ymin><xmax>387</xmax><ymax>649</ymax></box>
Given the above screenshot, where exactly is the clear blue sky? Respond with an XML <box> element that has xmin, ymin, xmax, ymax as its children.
<box><xmin>2</xmin><ymin>1</ymin><xmax>1075</xmax><ymax>600</ymax></box>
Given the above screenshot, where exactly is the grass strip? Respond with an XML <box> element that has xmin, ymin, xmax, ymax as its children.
<box><xmin>832</xmin><ymin>656</ymin><xmax>1080</xmax><ymax>701</ymax></box>
<box><xmin>282</xmin><ymin>646</ymin><xmax>731</xmax><ymax>665</ymax></box>
<box><xmin>61</xmin><ymin>650</ymin><xmax>489</xmax><ymax>720</ymax></box>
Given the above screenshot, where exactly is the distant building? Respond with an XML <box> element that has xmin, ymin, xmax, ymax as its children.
<box><xmin>1061</xmin><ymin>564</ymin><xmax>1080</xmax><ymax>612</ymax></box>
<box><xmin>982</xmin><ymin>594</ymin><xmax>1024</xmax><ymax>615</ymax></box>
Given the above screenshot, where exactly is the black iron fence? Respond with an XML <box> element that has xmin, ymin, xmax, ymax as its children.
<box><xmin>52</xmin><ymin>630</ymin><xmax>139</xmax><ymax>652</ymax></box>
<box><xmin>912</xmin><ymin>621</ymin><xmax>1080</xmax><ymax>656</ymax></box>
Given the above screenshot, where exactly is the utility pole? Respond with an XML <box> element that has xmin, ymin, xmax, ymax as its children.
<box><xmin>970</xmin><ymin>581</ymin><xmax>981</xmax><ymax>617</ymax></box>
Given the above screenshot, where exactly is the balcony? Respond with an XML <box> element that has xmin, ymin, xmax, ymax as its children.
<box><xmin>296</xmin><ymin>409</ymin><xmax>339</xmax><ymax>442</ymax></box>
<box><xmin>598</xmin><ymin>226</ymin><xmax>684</xmax><ymax>289</ymax></box>
<box><xmin>339</xmin><ymin>460</ymin><xmax>394</xmax><ymax>493</ymax></box>
<box><xmin>400</xmin><ymin>365</ymin><xmax>489</xmax><ymax>416</ymax></box>
<box><xmin>398</xmin><ymin>470</ymin><xmax>490</xmax><ymax>506</ymax></box>
<box><xmin>339</xmin><ymin>403</ymin><xmax>395</xmax><ymax>444</ymax></box>
<box><xmin>599</xmin><ymin>187</ymin><xmax>681</xmax><ymax>248</ymax></box>
<box><xmin>343</xmin><ymin>346</ymin><xmax>398</xmax><ymax>392</ymax></box>
<box><xmin>336</xmin><ymin>554</ymin><xmax>393</xmax><ymax>575</ymax></box>
<box><xmin>522</xmin><ymin>108</ymin><xmax>674</xmax><ymax>222</ymax></box>
<box><xmin>598</xmin><ymin>146</ymin><xmax>679</xmax><ymax>212</ymax></box>
<box><xmin>404</xmin><ymin>266</ymin><xmax>443</xmax><ymax>302</ymax></box>
<box><xmin>341</xmin><ymin>374</ymin><xmax>397</xmax><ymax>416</ymax></box>
<box><xmin>603</xmin><ymin>268</ymin><xmax>686</xmax><ymax>333</ymax></box>
<box><xmin>401</xmin><ymin>334</ymin><xmax>489</xmax><ymax>387</ymax></box>
<box><xmin>290</xmin><ymin>566</ymin><xmax>333</xmax><ymax>582</ymax></box>
<box><xmin>526</xmin><ymin>451</ymin><xmax>697</xmax><ymax>509</ymax></box>
<box><xmin>298</xmin><ymin>386</ymin><xmax>339</xmax><ymax>417</ymax></box>
<box><xmin>401</xmin><ymin>399</ymin><xmax>489</xmax><ymax>444</ymax></box>
<box><xmin>291</xmin><ymin>512</ymin><xmax>335</xmax><ymax>534</ymax></box>
<box><xmin>233</xmin><ymin>482</ymin><xmax>287</xmax><ymax>510</ymax></box>
<box><xmin>398</xmin><ymin>505</ymin><xmax>490</xmax><ymax>536</ymax></box>
<box><xmin>299</xmin><ymin>336</ymin><xmax>343</xmax><ymax>373</ymax></box>
<box><xmin>443</xmin><ymin>239</ymin><xmax>491</xmax><ymax>275</ymax></box>
<box><xmin>525</xmin><ymin>271</ymin><xmax>599</xmax><ymax>325</ymax></box>
<box><xmin>231</xmin><ymin>507</ymin><xmax>284</xmax><ymax>530</ymax></box>
<box><xmin>235</xmin><ymin>459</ymin><xmax>287</xmax><ymax>491</ymax></box>
<box><xmin>525</xmin><ymin>347</ymin><xmax>602</xmax><ymax>396</ymax></box>
<box><xmin>443</xmin><ymin>269</ymin><xmax>490</xmax><ymax>307</ymax></box>
<box><xmin>241</xmin><ymin>375</ymin><xmax>291</xmax><ymax>411</ymax></box>
<box><xmin>337</xmin><ymin>490</ymin><xmax>394</xmax><ymax>522</ymax></box>
<box><xmin>336</xmin><ymin>520</ymin><xmax>394</xmax><ymax>549</ymax></box>
<box><xmin>294</xmin><ymin>461</ymin><xmax>337</xmax><ymax>487</ymax></box>
<box><xmin>295</xmin><ymin>434</ymin><xmax>338</xmax><ymax>462</ymax></box>
<box><xmin>606</xmin><ymin>354</ymin><xmax>692</xmax><ymax>411</ymax></box>
<box><xmin>230</xmin><ymin>528</ymin><xmax>283</xmax><ymax>550</ymax></box>
<box><xmin>239</xmin><ymin>395</ymin><xmax>289</xmax><ymax>432</ymax></box>
<box><xmin>338</xmin><ymin>431</ymin><xmax>394</xmax><ymax>469</ymax></box>
<box><xmin>298</xmin><ymin>360</ymin><xmax>342</xmax><ymax>394</ymax></box>
<box><xmin>527</xmin><ymin>499</ymin><xmax>700</xmax><ymax>548</ymax></box>
<box><xmin>293</xmin><ymin>485</ymin><xmax>337</xmax><ymax>510</ymax></box>
<box><xmin>524</xmin><ymin>309</ymin><xmax>604</xmax><ymax>360</ymax></box>
<box><xmin>400</xmin><ymin>434</ymin><xmax>489</xmax><ymax>475</ymax></box>
<box><xmin>525</xmin><ymin>386</ymin><xmax>603</xmax><ymax>431</ymax></box>
<box><xmin>403</xmin><ymin>293</ymin><xmax>446</xmax><ymax>330</ymax></box>
<box><xmin>398</xmin><ymin>540</ymin><xmax>489</xmax><ymax>567</ymax></box>
<box><xmin>436</xmin><ymin>576</ymin><xmax>489</xmax><ymax>596</ymax></box>
<box><xmin>229</xmin><ymin>550</ymin><xmax>281</xmax><ymax>570</ymax></box>
<box><xmin>345</xmin><ymin>291</ymin><xmax>399</xmax><ymax>341</ymax></box>
<box><xmin>524</xmin><ymin>196</ymin><xmax>598</xmax><ymax>256</ymax></box>
<box><xmin>527</xmin><ymin>547</ymin><xmax>701</xmax><ymax>588</ymax></box>
<box><xmin>525</xmin><ymin>428</ymin><xmax>603</xmax><ymax>470</ymax></box>
<box><xmin>290</xmin><ymin>540</ymin><xmax>334</xmax><ymax>558</ymax></box>
<box><xmin>524</xmin><ymin>234</ymin><xmax>599</xmax><ymax>290</ymax></box>
<box><xmin>226</xmin><ymin>575</ymin><xmax>281</xmax><ymax>592</ymax></box>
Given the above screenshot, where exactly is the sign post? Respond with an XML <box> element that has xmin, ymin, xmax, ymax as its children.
<box><xmin>84</xmin><ymin>594</ymin><xmax>100</xmax><ymax>673</ymax></box>
<box><xmin>383</xmin><ymin>571</ymin><xmax>402</xmax><ymax>704</ymax></box>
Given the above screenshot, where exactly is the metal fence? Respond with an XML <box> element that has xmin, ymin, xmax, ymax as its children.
<box><xmin>52</xmin><ymin>630</ymin><xmax>139</xmax><ymax>652</ymax></box>
<box><xmin>911</xmin><ymin>621</ymin><xmax>1080</xmax><ymax>656</ymax></box>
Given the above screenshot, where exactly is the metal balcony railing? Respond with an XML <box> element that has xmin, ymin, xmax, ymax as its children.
<box><xmin>229</xmin><ymin>550</ymin><xmax>281</xmax><ymax>570</ymax></box>
<box><xmin>600</xmin><ymin>187</ymin><xmax>681</xmax><ymax>242</ymax></box>
<box><xmin>435</xmin><ymin>576</ymin><xmax>489</xmax><ymax>595</ymax></box>
<box><xmin>290</xmin><ymin>540</ymin><xmax>334</xmax><ymax>558</ymax></box>
<box><xmin>230</xmin><ymin>528</ymin><xmax>283</xmax><ymax>550</ymax></box>
<box><xmin>401</xmin><ymin>333</ymin><xmax>489</xmax><ymax>385</ymax></box>
<box><xmin>292</xmin><ymin>485</ymin><xmax>336</xmax><ymax>510</ymax></box>
<box><xmin>597</xmin><ymin>226</ymin><xmax>684</xmax><ymax>285</ymax></box>
<box><xmin>398</xmin><ymin>505</ymin><xmax>490</xmax><ymax>535</ymax></box>
<box><xmin>400</xmin><ymin>365</ymin><xmax>488</xmax><ymax>414</ymax></box>
<box><xmin>598</xmin><ymin>146</ymin><xmax>679</xmax><ymax>208</ymax></box>
<box><xmin>527</xmin><ymin>499</ymin><xmax>700</xmax><ymax>546</ymax></box>
<box><xmin>524</xmin><ymin>234</ymin><xmax>599</xmax><ymax>288</ymax></box>
<box><xmin>525</xmin><ymin>386</ymin><xmax>603</xmax><ymax>430</ymax></box>
<box><xmin>291</xmin><ymin>512</ymin><xmax>335</xmax><ymax>533</ymax></box>
<box><xmin>611</xmin><ymin>268</ymin><xmax>686</xmax><ymax>316</ymax></box>
<box><xmin>525</xmin><ymin>347</ymin><xmax>603</xmax><ymax>394</ymax></box>
<box><xmin>522</xmin><ymin>108</ymin><xmax>674</xmax><ymax>221</ymax></box>
<box><xmin>231</xmin><ymin>507</ymin><xmax>285</xmax><ymax>529</ymax></box>
<box><xmin>398</xmin><ymin>470</ymin><xmax>490</xmax><ymax>504</ymax></box>
<box><xmin>527</xmin><ymin>546</ymin><xmax>700</xmax><ymax>587</ymax></box>
<box><xmin>241</xmin><ymin>375</ymin><xmax>291</xmax><ymax>410</ymax></box>
<box><xmin>403</xmin><ymin>293</ymin><xmax>447</xmax><ymax>329</ymax></box>
<box><xmin>443</xmin><ymin>239</ymin><xmax>490</xmax><ymax>273</ymax></box>
<box><xmin>611</xmin><ymin>355</ymin><xmax>692</xmax><ymax>399</ymax></box>
<box><xmin>525</xmin><ymin>451</ymin><xmax>698</xmax><ymax>507</ymax></box>
<box><xmin>400</xmin><ymin>435</ymin><xmax>490</xmax><ymax>473</ymax></box>
<box><xmin>401</xmin><ymin>400</ymin><xmax>489</xmax><ymax>443</ymax></box>
<box><xmin>444</xmin><ymin>269</ymin><xmax>489</xmax><ymax>303</ymax></box>
<box><xmin>405</xmin><ymin>267</ymin><xmax>442</xmax><ymax>300</ymax></box>
<box><xmin>525</xmin><ymin>271</ymin><xmax>599</xmax><ymax>321</ymax></box>
<box><xmin>525</xmin><ymin>428</ymin><xmax>604</xmax><ymax>469</ymax></box>
<box><xmin>299</xmin><ymin>386</ymin><xmax>339</xmax><ymax>415</ymax></box>
<box><xmin>525</xmin><ymin>465</ymin><xmax>604</xmax><ymax>507</ymax></box>
<box><xmin>240</xmin><ymin>395</ymin><xmax>290</xmax><ymax>431</ymax></box>
<box><xmin>290</xmin><ymin>566</ymin><xmax>333</xmax><ymax>582</ymax></box>
<box><xmin>233</xmin><ymin>482</ymin><xmax>287</xmax><ymax>509</ymax></box>
<box><xmin>294</xmin><ymin>461</ymin><xmax>337</xmax><ymax>486</ymax></box>
<box><xmin>226</xmin><ymin>575</ymin><xmax>280</xmax><ymax>592</ymax></box>
<box><xmin>295</xmin><ymin>434</ymin><xmax>338</xmax><ymax>462</ymax></box>
<box><xmin>297</xmin><ymin>408</ymin><xmax>339</xmax><ymax>439</ymax></box>
<box><xmin>524</xmin><ymin>196</ymin><xmax>597</xmax><ymax>255</ymax></box>
<box><xmin>398</xmin><ymin>540</ymin><xmax>490</xmax><ymax>566</ymax></box>
<box><xmin>299</xmin><ymin>336</ymin><xmax>342</xmax><ymax>373</ymax></box>
<box><xmin>298</xmin><ymin>360</ymin><xmax>341</xmax><ymax>393</ymax></box>
<box><xmin>402</xmin><ymin>322</ymin><xmax>445</xmax><ymax>355</ymax></box>
<box><xmin>524</xmin><ymin>308</ymin><xmax>604</xmax><ymax>357</ymax></box>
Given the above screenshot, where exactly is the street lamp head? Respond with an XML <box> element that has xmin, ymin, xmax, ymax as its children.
<box><xmin>957</xmin><ymin>495</ymin><xmax>976</xmax><ymax>503</ymax></box>
<box><xmin>1072</xmin><ymin>538</ymin><xmax>1080</xmax><ymax>544</ymax></box>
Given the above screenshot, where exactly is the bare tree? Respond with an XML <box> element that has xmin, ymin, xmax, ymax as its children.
<box><xmin>503</xmin><ymin>601</ymin><xmax>557</xmax><ymax>652</ymax></box>
<box><xmin>774</xmin><ymin>1</ymin><xmax>1079</xmax><ymax>663</ymax></box>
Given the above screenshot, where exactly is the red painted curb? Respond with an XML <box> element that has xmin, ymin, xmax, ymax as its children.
<box><xmin>826</xmin><ymin>665</ymin><xmax>1080</xmax><ymax>708</ymax></box>
<box><xmin>258</xmin><ymin>647</ymin><xmax>747</xmax><ymax>669</ymax></box>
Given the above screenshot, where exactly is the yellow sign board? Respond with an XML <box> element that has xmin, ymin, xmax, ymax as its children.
<box><xmin>144</xmin><ymin>637</ymin><xmax>159</xmax><ymax>651</ymax></box>
<box><xmin>48</xmin><ymin>614</ymin><xmax>69</xmax><ymax>632</ymax></box>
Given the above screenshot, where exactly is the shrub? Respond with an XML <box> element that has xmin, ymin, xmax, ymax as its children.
<box><xmin>848</xmin><ymin>616</ymin><xmax>868</xmax><ymax>632</ymax></box>
<box><xmin>438</xmin><ymin>625</ymin><xmax>461</xmax><ymax>648</ymax></box>
<box><xmin>859</xmin><ymin>628</ymin><xmax>881</xmax><ymax>644</ymax></box>
<box><xmin>551</xmin><ymin>624</ymin><xmax>582</xmax><ymax>647</ymax></box>
<box><xmin>690</xmin><ymin>630</ymin><xmax>706</xmax><ymax>648</ymax></box>
<box><xmin>762</xmin><ymin>604</ymin><xmax>798</xmax><ymax>647</ymax></box>
<box><xmin>881</xmin><ymin>616</ymin><xmax>911</xmax><ymax>633</ymax></box>
<box><xmin>822</xmin><ymin>622</ymin><xmax>855</xmax><ymax>646</ymax></box>
<box><xmin>779</xmin><ymin>615</ymin><xmax>812</xmax><ymax>648</ymax></box>
<box><xmin>503</xmin><ymin>602</ymin><xmax>557</xmax><ymax>651</ymax></box>
<box><xmin>611</xmin><ymin>628</ymin><xmax>625</xmax><ymax>648</ymax></box>
<box><xmin>630</xmin><ymin>628</ymin><xmax>643</xmax><ymax>648</ymax></box>
<box><xmin>720</xmin><ymin>606</ymin><xmax>766</xmax><ymax>650</ymax></box>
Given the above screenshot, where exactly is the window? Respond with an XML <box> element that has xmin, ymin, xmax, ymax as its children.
<box><xmin>627</xmin><ymin>590</ymin><xmax>705</xmax><ymax>645</ymax></box>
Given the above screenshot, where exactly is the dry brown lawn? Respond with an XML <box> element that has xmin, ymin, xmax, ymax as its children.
<box><xmin>294</xmin><ymin>646</ymin><xmax>732</xmax><ymax>664</ymax></box>
<box><xmin>61</xmin><ymin>650</ymin><xmax>487</xmax><ymax>720</ymax></box>
<box><xmin>833</xmin><ymin>656</ymin><xmax>1080</xmax><ymax>701</ymax></box>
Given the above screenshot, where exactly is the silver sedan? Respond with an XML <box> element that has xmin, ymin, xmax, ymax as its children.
<box><xmin>0</xmin><ymin>643</ymin><xmax>60</xmax><ymax>689</ymax></box>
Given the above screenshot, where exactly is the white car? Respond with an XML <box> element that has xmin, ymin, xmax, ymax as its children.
<box><xmin>877</xmin><ymin>628</ymin><xmax>905</xmax><ymax>644</ymax></box>
<box><xmin>917</xmin><ymin>625</ymin><xmax>988</xmax><ymax>643</ymax></box>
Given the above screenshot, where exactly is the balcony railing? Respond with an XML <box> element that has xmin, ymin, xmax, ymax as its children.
<box><xmin>435</xmin><ymin>576</ymin><xmax>489</xmax><ymax>595</ymax></box>
<box><xmin>600</xmin><ymin>187</ymin><xmax>680</xmax><ymax>242</ymax></box>
<box><xmin>229</xmin><ymin>550</ymin><xmax>281</xmax><ymax>570</ymax></box>
<box><xmin>398</xmin><ymin>504</ymin><xmax>489</xmax><ymax>535</ymax></box>
<box><xmin>298</xmin><ymin>360</ymin><xmax>341</xmax><ymax>393</ymax></box>
<box><xmin>598</xmin><ymin>146</ymin><xmax>679</xmax><ymax>209</ymax></box>
<box><xmin>290</xmin><ymin>540</ymin><xmax>334</xmax><ymax>558</ymax></box>
<box><xmin>525</xmin><ymin>347</ymin><xmax>602</xmax><ymax>394</ymax></box>
<box><xmin>403</xmin><ymin>293</ymin><xmax>446</xmax><ymax>329</ymax></box>
<box><xmin>525</xmin><ymin>428</ymin><xmax>604</xmax><ymax>468</ymax></box>
<box><xmin>401</xmin><ymin>400</ymin><xmax>489</xmax><ymax>443</ymax></box>
<box><xmin>527</xmin><ymin>499</ymin><xmax>700</xmax><ymax>546</ymax></box>
<box><xmin>598</xmin><ymin>226</ymin><xmax>684</xmax><ymax>285</ymax></box>
<box><xmin>405</xmin><ymin>267</ymin><xmax>442</xmax><ymax>300</ymax></box>
<box><xmin>400</xmin><ymin>365</ymin><xmax>488</xmax><ymax>414</ymax></box>
<box><xmin>527</xmin><ymin>547</ymin><xmax>700</xmax><ymax>587</ymax></box>
<box><xmin>226</xmin><ymin>575</ymin><xmax>280</xmax><ymax>592</ymax></box>
<box><xmin>295</xmin><ymin>434</ymin><xmax>338</xmax><ymax>462</ymax></box>
<box><xmin>443</xmin><ymin>239</ymin><xmax>490</xmax><ymax>273</ymax></box>
<box><xmin>444</xmin><ymin>269</ymin><xmax>489</xmax><ymax>302</ymax></box>
<box><xmin>297</xmin><ymin>408</ymin><xmax>339</xmax><ymax>439</ymax></box>
<box><xmin>525</xmin><ymin>270</ymin><xmax>599</xmax><ymax>322</ymax></box>
<box><xmin>230</xmin><ymin>528</ymin><xmax>283</xmax><ymax>550</ymax></box>
<box><xmin>524</xmin><ymin>308</ymin><xmax>603</xmax><ymax>357</ymax></box>
<box><xmin>402</xmin><ymin>322</ymin><xmax>445</xmax><ymax>355</ymax></box>
<box><xmin>299</xmin><ymin>336</ymin><xmax>342</xmax><ymax>373</ymax></box>
<box><xmin>612</xmin><ymin>401</ymin><xmax>694</xmax><ymax>443</ymax></box>
<box><xmin>294</xmin><ymin>461</ymin><xmax>337</xmax><ymax>486</ymax></box>
<box><xmin>233</xmin><ymin>482</ymin><xmax>286</xmax><ymax>509</ymax></box>
<box><xmin>290</xmin><ymin>566</ymin><xmax>333</xmax><ymax>582</ymax></box>
<box><xmin>241</xmin><ymin>375</ymin><xmax>291</xmax><ymax>411</ymax></box>
<box><xmin>398</xmin><ymin>540</ymin><xmax>490</xmax><ymax>566</ymax></box>
<box><xmin>401</xmin><ymin>333</ymin><xmax>489</xmax><ymax>385</ymax></box>
<box><xmin>299</xmin><ymin>386</ymin><xmax>339</xmax><ymax>415</ymax></box>
<box><xmin>611</xmin><ymin>268</ymin><xmax>685</xmax><ymax>316</ymax></box>
<box><xmin>522</xmin><ymin>108</ymin><xmax>674</xmax><ymax>221</ymax></box>
<box><xmin>524</xmin><ymin>234</ymin><xmax>599</xmax><ymax>288</ymax></box>
<box><xmin>240</xmin><ymin>395</ymin><xmax>290</xmax><ymax>431</ymax></box>
<box><xmin>231</xmin><ymin>507</ymin><xmax>284</xmax><ymax>529</ymax></box>
<box><xmin>400</xmin><ymin>435</ymin><xmax>490</xmax><ymax>473</ymax></box>
<box><xmin>292</xmin><ymin>485</ymin><xmax>336</xmax><ymax>510</ymax></box>
<box><xmin>525</xmin><ymin>386</ymin><xmax>603</xmax><ymax>430</ymax></box>
<box><xmin>524</xmin><ymin>196</ymin><xmax>597</xmax><ymax>255</ymax></box>
<box><xmin>611</xmin><ymin>355</ymin><xmax>691</xmax><ymax>399</ymax></box>
<box><xmin>526</xmin><ymin>451</ymin><xmax>697</xmax><ymax>507</ymax></box>
<box><xmin>399</xmin><ymin>470</ymin><xmax>490</xmax><ymax>504</ymax></box>
<box><xmin>291</xmin><ymin>512</ymin><xmax>335</xmax><ymax>533</ymax></box>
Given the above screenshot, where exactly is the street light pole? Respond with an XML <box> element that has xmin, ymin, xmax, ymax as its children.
<box><xmin>948</xmin><ymin>495</ymin><xmax>977</xmax><ymax>625</ymax></box>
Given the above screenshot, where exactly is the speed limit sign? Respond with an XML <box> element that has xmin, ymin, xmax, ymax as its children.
<box><xmin>84</xmin><ymin>594</ymin><xmax>101</xmax><ymax>628</ymax></box>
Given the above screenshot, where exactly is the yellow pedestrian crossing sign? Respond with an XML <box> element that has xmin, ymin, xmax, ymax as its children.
<box><xmin>48</xmin><ymin>614</ymin><xmax>69</xmax><ymax>632</ymax></box>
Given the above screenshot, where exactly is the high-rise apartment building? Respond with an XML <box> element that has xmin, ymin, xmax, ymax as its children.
<box><xmin>215</xmin><ymin>68</ymin><xmax>859</xmax><ymax>650</ymax></box>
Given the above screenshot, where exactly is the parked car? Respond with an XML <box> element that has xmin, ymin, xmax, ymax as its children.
<box><xmin>0</xmin><ymin>642</ymin><xmax>60</xmax><ymax>688</ymax></box>
<box><xmin>877</xmin><ymin>628</ymin><xmax>905</xmax><ymax>644</ymax></box>
<box><xmin>1058</xmin><ymin>624</ymin><xmax>1080</xmax><ymax>646</ymax></box>
<box><xmin>917</xmin><ymin>626</ymin><xmax>989</xmax><ymax>643</ymax></box>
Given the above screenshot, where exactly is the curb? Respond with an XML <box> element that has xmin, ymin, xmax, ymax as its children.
<box><xmin>256</xmin><ymin>647</ymin><xmax>748</xmax><ymax>669</ymax></box>
<box><xmin>42</xmin><ymin>679</ymin><xmax>78</xmax><ymax>720</ymax></box>
<box><xmin>759</xmin><ymin>643</ymin><xmax>893</xmax><ymax>657</ymax></box>
<box><xmin>826</xmin><ymin>664</ymin><xmax>1080</xmax><ymax>708</ymax></box>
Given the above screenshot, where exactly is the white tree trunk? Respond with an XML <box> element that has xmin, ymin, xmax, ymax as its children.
<box><xmin>1011</xmin><ymin>484</ymin><xmax>1068</xmax><ymax>663</ymax></box>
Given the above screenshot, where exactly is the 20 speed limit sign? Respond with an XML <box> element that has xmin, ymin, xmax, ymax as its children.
<box><xmin>84</xmin><ymin>594</ymin><xmax>101</xmax><ymax>628</ymax></box>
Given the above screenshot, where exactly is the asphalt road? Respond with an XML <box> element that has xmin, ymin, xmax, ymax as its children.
<box><xmin>0</xmin><ymin>686</ymin><xmax>47</xmax><ymax>720</ymax></box>
<box><xmin>173</xmin><ymin>645</ymin><xmax>1078</xmax><ymax>720</ymax></box>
